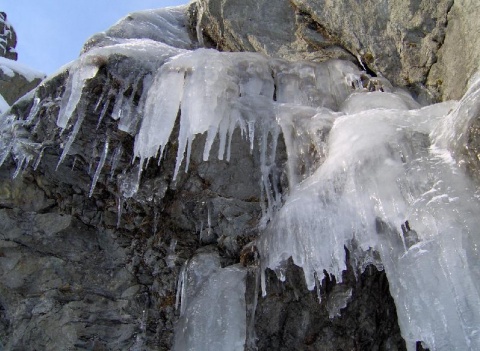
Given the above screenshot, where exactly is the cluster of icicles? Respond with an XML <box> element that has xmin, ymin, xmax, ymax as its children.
<box><xmin>2</xmin><ymin>39</ymin><xmax>480</xmax><ymax>351</ymax></box>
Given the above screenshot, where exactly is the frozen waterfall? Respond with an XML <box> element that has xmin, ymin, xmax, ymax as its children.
<box><xmin>1</xmin><ymin>6</ymin><xmax>480</xmax><ymax>349</ymax></box>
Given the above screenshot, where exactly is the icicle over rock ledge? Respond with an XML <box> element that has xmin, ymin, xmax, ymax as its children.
<box><xmin>1</xmin><ymin>11</ymin><xmax>480</xmax><ymax>349</ymax></box>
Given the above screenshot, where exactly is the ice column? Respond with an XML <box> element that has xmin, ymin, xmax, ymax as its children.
<box><xmin>174</xmin><ymin>251</ymin><xmax>247</xmax><ymax>351</ymax></box>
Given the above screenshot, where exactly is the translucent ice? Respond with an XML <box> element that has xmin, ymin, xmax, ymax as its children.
<box><xmin>174</xmin><ymin>251</ymin><xmax>247</xmax><ymax>351</ymax></box>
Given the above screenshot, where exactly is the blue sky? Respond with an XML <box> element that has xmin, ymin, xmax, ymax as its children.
<box><xmin>2</xmin><ymin>0</ymin><xmax>188</xmax><ymax>75</ymax></box>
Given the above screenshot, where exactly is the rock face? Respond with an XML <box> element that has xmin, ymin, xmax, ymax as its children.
<box><xmin>0</xmin><ymin>12</ymin><xmax>17</xmax><ymax>61</ymax></box>
<box><xmin>426</xmin><ymin>0</ymin><xmax>480</xmax><ymax>100</ymax></box>
<box><xmin>0</xmin><ymin>2</ymin><xmax>479</xmax><ymax>351</ymax></box>
<box><xmin>191</xmin><ymin>0</ymin><xmax>355</xmax><ymax>63</ymax></box>
<box><xmin>193</xmin><ymin>0</ymin><xmax>480</xmax><ymax>102</ymax></box>
<box><xmin>289</xmin><ymin>0</ymin><xmax>453</xmax><ymax>100</ymax></box>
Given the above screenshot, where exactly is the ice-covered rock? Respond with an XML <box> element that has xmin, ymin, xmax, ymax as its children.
<box><xmin>83</xmin><ymin>5</ymin><xmax>195</xmax><ymax>53</ymax></box>
<box><xmin>1</xmin><ymin>2</ymin><xmax>480</xmax><ymax>351</ymax></box>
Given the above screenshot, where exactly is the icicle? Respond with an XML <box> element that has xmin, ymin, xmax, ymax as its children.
<box><xmin>56</xmin><ymin>107</ymin><xmax>86</xmax><ymax>170</ymax></box>
<box><xmin>88</xmin><ymin>139</ymin><xmax>98</xmax><ymax>175</ymax></box>
<box><xmin>110</xmin><ymin>91</ymin><xmax>125</xmax><ymax>121</ymax></box>
<box><xmin>0</xmin><ymin>140</ymin><xmax>12</xmax><ymax>168</ymax></box>
<box><xmin>247</xmin><ymin>120</ymin><xmax>255</xmax><ymax>153</ymax></box>
<box><xmin>71</xmin><ymin>157</ymin><xmax>78</xmax><ymax>171</ymax></box>
<box><xmin>57</xmin><ymin>62</ymin><xmax>99</xmax><ymax>129</ymax></box>
<box><xmin>89</xmin><ymin>138</ymin><xmax>109</xmax><ymax>197</ymax></box>
<box><xmin>134</xmin><ymin>67</ymin><xmax>185</xmax><ymax>163</ymax></box>
<box><xmin>175</xmin><ymin>259</ymin><xmax>189</xmax><ymax>313</ymax></box>
<box><xmin>217</xmin><ymin>118</ymin><xmax>228</xmax><ymax>160</ymax></box>
<box><xmin>199</xmin><ymin>220</ymin><xmax>204</xmax><ymax>241</ymax></box>
<box><xmin>184</xmin><ymin>135</ymin><xmax>195</xmax><ymax>174</ymax></box>
<box><xmin>12</xmin><ymin>155</ymin><xmax>26</xmax><ymax>178</ymax></box>
<box><xmin>118</xmin><ymin>74</ymin><xmax>152</xmax><ymax>134</ymax></box>
<box><xmin>356</xmin><ymin>54</ymin><xmax>367</xmax><ymax>72</ymax></box>
<box><xmin>118</xmin><ymin>162</ymin><xmax>142</xmax><ymax>198</ymax></box>
<box><xmin>153</xmin><ymin>206</ymin><xmax>159</xmax><ymax>236</ymax></box>
<box><xmin>25</xmin><ymin>96</ymin><xmax>42</xmax><ymax>124</ymax></box>
<box><xmin>94</xmin><ymin>78</ymin><xmax>110</xmax><ymax>112</ymax></box>
<box><xmin>109</xmin><ymin>144</ymin><xmax>123</xmax><ymax>180</ymax></box>
<box><xmin>314</xmin><ymin>272</ymin><xmax>322</xmax><ymax>303</ymax></box>
<box><xmin>260</xmin><ymin>269</ymin><xmax>267</xmax><ymax>297</ymax></box>
<box><xmin>226</xmin><ymin>110</ymin><xmax>241</xmax><ymax>162</ymax></box>
<box><xmin>116</xmin><ymin>195</ymin><xmax>123</xmax><ymax>228</ymax></box>
<box><xmin>165</xmin><ymin>238</ymin><xmax>177</xmax><ymax>269</ymax></box>
<box><xmin>33</xmin><ymin>146</ymin><xmax>45</xmax><ymax>170</ymax></box>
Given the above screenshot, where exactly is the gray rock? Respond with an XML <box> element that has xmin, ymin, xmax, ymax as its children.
<box><xmin>191</xmin><ymin>0</ymin><xmax>355</xmax><ymax>63</ymax></box>
<box><xmin>194</xmin><ymin>0</ymin><xmax>479</xmax><ymax>102</ymax></box>
<box><xmin>251</xmin><ymin>261</ymin><xmax>406</xmax><ymax>351</ymax></box>
<box><xmin>289</xmin><ymin>0</ymin><xmax>453</xmax><ymax>99</ymax></box>
<box><xmin>426</xmin><ymin>0</ymin><xmax>480</xmax><ymax>100</ymax></box>
<box><xmin>0</xmin><ymin>70</ymin><xmax>44</xmax><ymax>106</ymax></box>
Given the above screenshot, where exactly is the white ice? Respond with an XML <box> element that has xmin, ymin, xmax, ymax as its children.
<box><xmin>95</xmin><ymin>5</ymin><xmax>194</xmax><ymax>51</ymax></box>
<box><xmin>257</xmin><ymin>74</ymin><xmax>480</xmax><ymax>350</ymax></box>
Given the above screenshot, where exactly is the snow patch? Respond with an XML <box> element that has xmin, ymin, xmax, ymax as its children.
<box><xmin>0</xmin><ymin>57</ymin><xmax>45</xmax><ymax>82</ymax></box>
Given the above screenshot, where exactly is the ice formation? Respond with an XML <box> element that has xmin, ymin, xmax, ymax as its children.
<box><xmin>174</xmin><ymin>251</ymin><xmax>247</xmax><ymax>351</ymax></box>
<box><xmin>1</xmin><ymin>4</ymin><xmax>480</xmax><ymax>351</ymax></box>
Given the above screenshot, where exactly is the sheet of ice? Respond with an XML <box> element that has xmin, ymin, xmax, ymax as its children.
<box><xmin>174</xmin><ymin>251</ymin><xmax>247</xmax><ymax>351</ymax></box>
<box><xmin>257</xmin><ymin>84</ymin><xmax>480</xmax><ymax>350</ymax></box>
<box><xmin>271</xmin><ymin>59</ymin><xmax>364</xmax><ymax>110</ymax></box>
<box><xmin>432</xmin><ymin>71</ymin><xmax>480</xmax><ymax>159</ymax></box>
<box><xmin>0</xmin><ymin>57</ymin><xmax>46</xmax><ymax>82</ymax></box>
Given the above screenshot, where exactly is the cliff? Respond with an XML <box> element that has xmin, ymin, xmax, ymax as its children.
<box><xmin>0</xmin><ymin>1</ymin><xmax>479</xmax><ymax>350</ymax></box>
